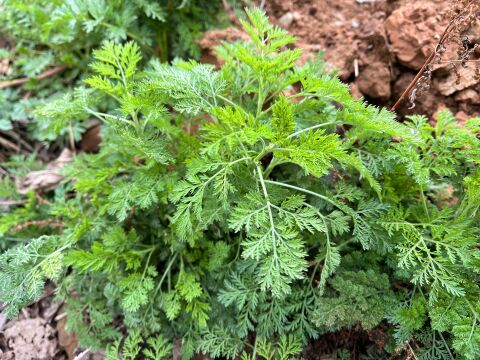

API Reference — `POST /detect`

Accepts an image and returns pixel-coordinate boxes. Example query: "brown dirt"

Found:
[302,324,390,360]
[0,285,101,360]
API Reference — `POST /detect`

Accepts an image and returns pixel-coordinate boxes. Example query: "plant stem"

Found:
[263,157,286,178]
[256,77,265,119]
[152,253,178,298]
[287,121,339,139]
[419,185,430,222]
[264,180,338,208]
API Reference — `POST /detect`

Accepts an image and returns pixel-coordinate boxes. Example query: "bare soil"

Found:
[0,285,103,360]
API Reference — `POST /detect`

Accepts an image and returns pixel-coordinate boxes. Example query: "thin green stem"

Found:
[141,248,155,279]
[256,165,278,260]
[466,299,480,343]
[216,95,237,109]
[287,121,339,139]
[84,108,133,126]
[251,336,258,360]
[256,77,264,119]
[438,331,455,360]
[419,185,430,222]
[130,110,143,135]
[263,157,286,178]
[264,180,339,208]
[152,253,178,298]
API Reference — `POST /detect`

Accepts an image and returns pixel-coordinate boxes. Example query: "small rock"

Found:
[277,12,300,29]
[454,88,480,104]
[436,63,480,96]
[351,19,360,29]
[42,301,63,322]
[4,318,57,360]
[356,64,392,100]
[385,2,452,70]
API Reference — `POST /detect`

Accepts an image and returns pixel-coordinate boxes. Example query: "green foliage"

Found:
[104,331,173,360]
[312,270,396,333]
[1,8,480,360]
[242,335,303,360]
[0,235,67,317]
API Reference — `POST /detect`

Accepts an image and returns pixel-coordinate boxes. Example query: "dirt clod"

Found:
[357,62,391,100]
[385,1,451,70]
[2,318,58,360]
[436,62,480,96]
[277,11,301,29]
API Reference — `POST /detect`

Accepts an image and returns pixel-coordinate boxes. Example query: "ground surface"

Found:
[1,0,479,359]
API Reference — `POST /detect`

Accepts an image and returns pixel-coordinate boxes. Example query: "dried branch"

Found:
[0,199,26,206]
[0,135,20,153]
[0,65,67,89]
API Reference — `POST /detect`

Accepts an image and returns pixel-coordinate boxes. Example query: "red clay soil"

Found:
[200,0,480,121]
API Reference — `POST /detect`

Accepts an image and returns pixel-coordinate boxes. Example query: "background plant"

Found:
[0,0,228,150]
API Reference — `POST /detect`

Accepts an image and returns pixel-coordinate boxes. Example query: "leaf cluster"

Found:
[1,8,480,360]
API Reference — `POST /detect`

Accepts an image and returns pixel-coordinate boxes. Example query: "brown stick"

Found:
[0,135,20,152]
[0,65,67,89]
[0,199,26,206]
[391,18,457,112]
[4,130,34,152]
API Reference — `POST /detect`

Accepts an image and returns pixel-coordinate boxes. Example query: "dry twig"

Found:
[0,65,67,89]
[0,135,20,152]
